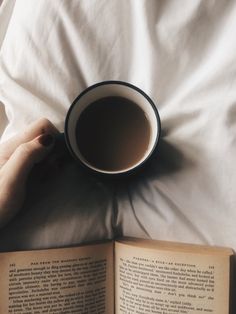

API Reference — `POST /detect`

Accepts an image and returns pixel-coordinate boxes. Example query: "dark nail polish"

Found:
[38,134,54,147]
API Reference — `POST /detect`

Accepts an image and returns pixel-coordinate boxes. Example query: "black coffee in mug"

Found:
[75,96,151,172]
[65,81,161,176]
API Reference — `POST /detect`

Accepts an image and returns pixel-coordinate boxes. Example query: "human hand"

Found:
[0,118,58,227]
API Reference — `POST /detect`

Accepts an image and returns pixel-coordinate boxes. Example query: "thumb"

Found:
[2,133,55,189]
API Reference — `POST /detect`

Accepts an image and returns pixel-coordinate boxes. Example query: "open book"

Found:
[0,238,234,313]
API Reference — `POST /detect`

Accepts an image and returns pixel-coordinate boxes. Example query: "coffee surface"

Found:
[76,96,151,171]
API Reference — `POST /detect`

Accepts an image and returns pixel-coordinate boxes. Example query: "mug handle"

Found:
[53,132,72,159]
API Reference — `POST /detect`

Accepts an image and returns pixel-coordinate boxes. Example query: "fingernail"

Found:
[38,134,54,147]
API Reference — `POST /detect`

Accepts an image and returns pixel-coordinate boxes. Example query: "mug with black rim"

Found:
[64,80,161,176]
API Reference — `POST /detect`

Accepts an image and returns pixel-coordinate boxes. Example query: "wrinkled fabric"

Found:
[0,0,236,251]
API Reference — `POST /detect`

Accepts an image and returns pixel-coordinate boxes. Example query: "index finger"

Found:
[0,118,58,162]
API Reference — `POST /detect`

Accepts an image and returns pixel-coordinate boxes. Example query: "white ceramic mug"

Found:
[65,81,161,176]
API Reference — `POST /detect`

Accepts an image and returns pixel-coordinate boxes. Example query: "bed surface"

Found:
[0,0,236,251]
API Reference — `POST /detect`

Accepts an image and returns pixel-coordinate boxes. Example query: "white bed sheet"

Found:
[0,0,236,251]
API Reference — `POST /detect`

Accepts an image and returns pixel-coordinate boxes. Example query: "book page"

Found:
[115,242,230,314]
[0,242,114,314]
